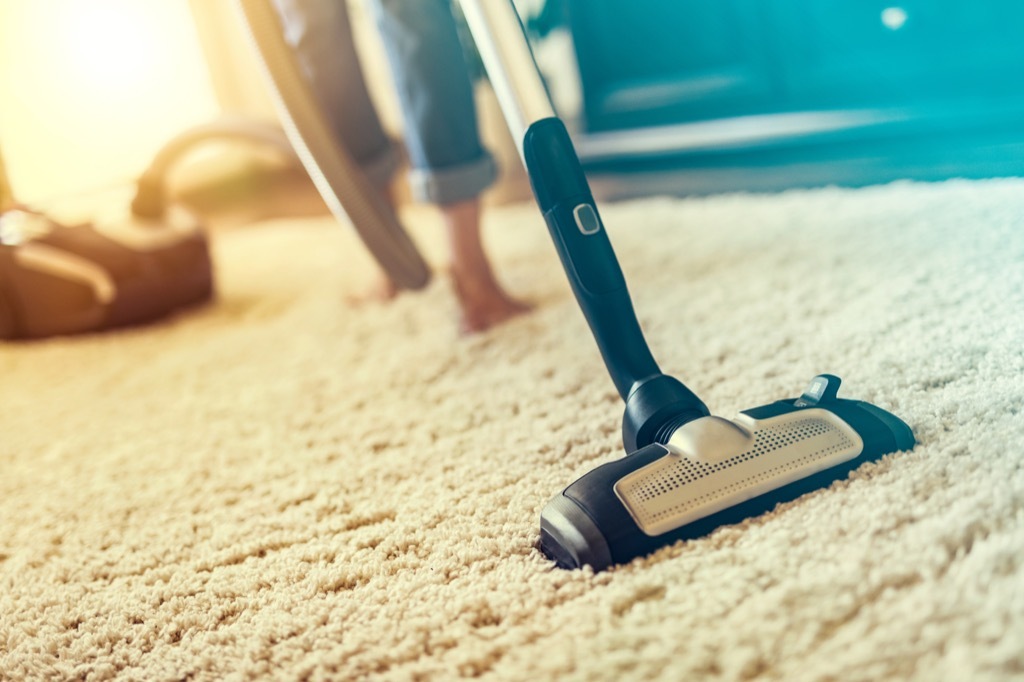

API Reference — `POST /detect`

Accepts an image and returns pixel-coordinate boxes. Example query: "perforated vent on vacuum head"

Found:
[615,410,862,536]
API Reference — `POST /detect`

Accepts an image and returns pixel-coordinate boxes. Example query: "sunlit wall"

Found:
[0,0,220,203]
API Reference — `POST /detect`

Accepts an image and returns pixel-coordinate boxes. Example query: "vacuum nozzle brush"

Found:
[540,375,915,571]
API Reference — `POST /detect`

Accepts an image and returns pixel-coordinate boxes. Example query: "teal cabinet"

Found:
[569,1,1024,134]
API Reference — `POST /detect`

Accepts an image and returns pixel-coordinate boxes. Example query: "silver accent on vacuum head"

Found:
[614,410,863,536]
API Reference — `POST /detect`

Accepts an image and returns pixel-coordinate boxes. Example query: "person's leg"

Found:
[369,0,529,332]
[443,198,529,333]
[273,0,399,186]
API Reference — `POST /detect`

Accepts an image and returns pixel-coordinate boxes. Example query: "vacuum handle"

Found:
[456,0,556,156]
[524,119,661,399]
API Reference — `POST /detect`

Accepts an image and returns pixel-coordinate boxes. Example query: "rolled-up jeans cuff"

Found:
[406,153,498,205]
[360,141,401,191]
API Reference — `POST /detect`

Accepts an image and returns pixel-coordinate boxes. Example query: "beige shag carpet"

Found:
[2,179,1023,681]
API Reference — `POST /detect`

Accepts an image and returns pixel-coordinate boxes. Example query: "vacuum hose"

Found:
[235,0,430,290]
[131,116,299,219]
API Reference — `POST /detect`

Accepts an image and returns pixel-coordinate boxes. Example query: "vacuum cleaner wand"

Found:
[459,0,915,571]
[458,0,709,448]
[459,0,657,400]
[522,118,711,449]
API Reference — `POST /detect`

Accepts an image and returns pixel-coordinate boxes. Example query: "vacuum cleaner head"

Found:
[540,375,915,571]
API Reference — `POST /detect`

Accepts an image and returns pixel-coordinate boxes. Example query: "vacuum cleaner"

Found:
[458,0,916,571]
[2,116,312,340]
[0,138,213,340]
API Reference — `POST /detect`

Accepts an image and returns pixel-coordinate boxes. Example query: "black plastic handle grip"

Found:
[523,118,661,399]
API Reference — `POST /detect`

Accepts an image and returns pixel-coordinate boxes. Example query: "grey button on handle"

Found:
[573,203,602,235]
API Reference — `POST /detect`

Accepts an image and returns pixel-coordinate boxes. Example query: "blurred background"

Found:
[534,0,1024,196]
[2,0,1024,211]
[0,0,219,204]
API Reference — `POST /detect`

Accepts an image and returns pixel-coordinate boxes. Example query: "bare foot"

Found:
[451,264,532,334]
[443,198,530,333]
[345,268,399,305]
[346,183,402,305]
[345,273,398,306]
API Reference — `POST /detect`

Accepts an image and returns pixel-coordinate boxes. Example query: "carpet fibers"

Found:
[2,180,1023,681]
